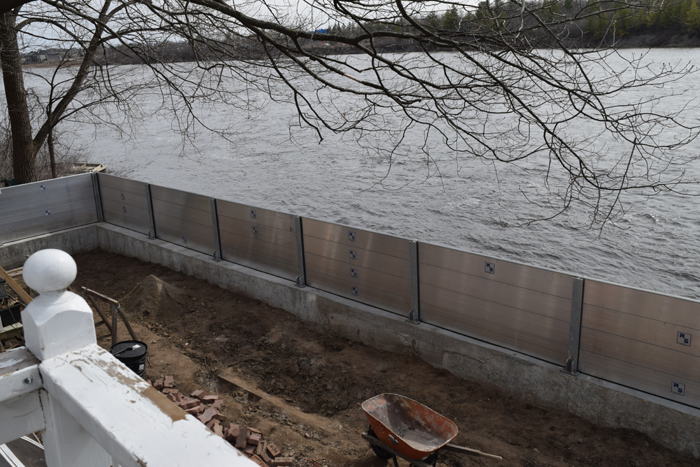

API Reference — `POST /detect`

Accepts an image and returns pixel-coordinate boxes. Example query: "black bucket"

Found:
[110,340,148,378]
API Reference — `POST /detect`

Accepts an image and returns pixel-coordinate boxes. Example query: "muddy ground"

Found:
[70,250,694,467]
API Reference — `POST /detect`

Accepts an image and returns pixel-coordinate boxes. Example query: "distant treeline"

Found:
[84,1,699,66]
[325,1,700,47]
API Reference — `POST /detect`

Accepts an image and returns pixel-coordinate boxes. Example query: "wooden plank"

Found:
[84,291,113,334]
[41,345,252,466]
[0,392,45,445]
[117,306,138,341]
[0,356,43,444]
[83,288,120,305]
[0,266,32,305]
[0,348,41,404]
[0,323,23,341]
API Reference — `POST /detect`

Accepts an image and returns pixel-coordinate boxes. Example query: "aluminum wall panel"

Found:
[303,218,409,259]
[579,280,700,408]
[422,289,568,362]
[419,243,572,365]
[420,243,572,300]
[150,185,214,256]
[97,173,150,235]
[217,200,298,280]
[302,218,411,315]
[0,174,97,243]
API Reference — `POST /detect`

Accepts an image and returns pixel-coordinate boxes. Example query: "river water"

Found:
[23,49,700,300]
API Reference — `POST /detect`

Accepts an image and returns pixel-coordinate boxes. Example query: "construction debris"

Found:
[151,376,292,467]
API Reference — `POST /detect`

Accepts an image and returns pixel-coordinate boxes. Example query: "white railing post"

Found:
[22,249,112,466]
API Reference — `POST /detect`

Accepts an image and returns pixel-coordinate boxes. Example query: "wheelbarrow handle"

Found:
[443,443,503,460]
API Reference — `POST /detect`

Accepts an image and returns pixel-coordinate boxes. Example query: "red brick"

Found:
[185,406,202,416]
[213,424,224,438]
[201,394,220,403]
[153,378,164,391]
[244,445,256,456]
[235,428,249,449]
[250,455,269,467]
[198,407,219,424]
[227,424,240,443]
[179,398,200,410]
[205,419,220,430]
[271,458,292,466]
[163,375,175,388]
[162,388,179,394]
[166,393,178,403]
[260,449,273,465]
[266,443,281,458]
[211,399,224,409]
[248,432,262,446]
[190,389,205,399]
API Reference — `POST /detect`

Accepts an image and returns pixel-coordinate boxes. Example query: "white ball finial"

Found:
[23,249,77,294]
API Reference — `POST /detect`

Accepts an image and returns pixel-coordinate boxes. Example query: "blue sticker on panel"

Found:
[182,236,187,244]
[252,226,258,235]
[121,193,125,201]
[40,185,46,190]
[484,262,495,274]
[122,206,127,214]
[671,381,686,396]
[677,332,692,346]
[349,250,357,260]
[250,210,257,219]
[348,231,356,242]
[350,268,358,278]
[351,286,359,296]
[45,210,51,216]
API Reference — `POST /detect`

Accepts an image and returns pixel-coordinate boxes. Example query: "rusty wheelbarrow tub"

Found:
[361,393,502,466]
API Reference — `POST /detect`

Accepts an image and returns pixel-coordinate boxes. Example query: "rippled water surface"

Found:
[30,49,700,299]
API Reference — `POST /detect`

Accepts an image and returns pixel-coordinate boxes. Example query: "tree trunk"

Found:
[0,10,36,184]
[48,123,56,178]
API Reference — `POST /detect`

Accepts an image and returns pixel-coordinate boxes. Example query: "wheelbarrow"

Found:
[361,394,502,467]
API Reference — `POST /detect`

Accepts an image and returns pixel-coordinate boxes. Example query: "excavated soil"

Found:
[72,250,694,467]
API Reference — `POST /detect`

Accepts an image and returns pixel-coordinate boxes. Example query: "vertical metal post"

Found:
[408,241,420,324]
[145,184,156,240]
[294,216,306,288]
[110,304,118,347]
[566,277,585,374]
[210,198,222,261]
[91,173,104,223]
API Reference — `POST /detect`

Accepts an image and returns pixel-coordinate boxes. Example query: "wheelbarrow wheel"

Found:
[367,425,393,460]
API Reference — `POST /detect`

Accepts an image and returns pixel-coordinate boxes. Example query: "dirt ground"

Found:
[69,250,694,467]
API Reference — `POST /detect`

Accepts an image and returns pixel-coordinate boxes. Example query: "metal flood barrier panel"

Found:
[150,185,216,257]
[302,218,412,315]
[217,200,299,281]
[579,280,700,408]
[419,243,573,365]
[0,174,98,244]
[98,173,151,236]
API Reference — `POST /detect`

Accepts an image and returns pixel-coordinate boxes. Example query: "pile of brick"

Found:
[151,376,293,467]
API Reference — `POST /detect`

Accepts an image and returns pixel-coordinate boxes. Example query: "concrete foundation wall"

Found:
[0,225,99,270]
[3,223,700,457]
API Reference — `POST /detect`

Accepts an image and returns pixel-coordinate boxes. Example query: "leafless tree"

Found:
[1,0,698,227]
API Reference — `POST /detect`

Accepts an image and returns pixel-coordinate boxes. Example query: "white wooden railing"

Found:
[0,249,254,466]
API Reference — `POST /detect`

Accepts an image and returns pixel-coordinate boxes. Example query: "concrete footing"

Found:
[3,223,700,457]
